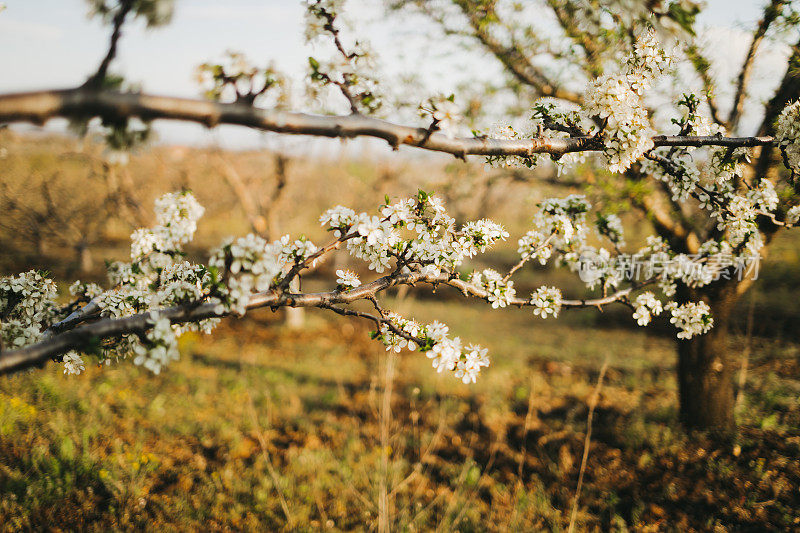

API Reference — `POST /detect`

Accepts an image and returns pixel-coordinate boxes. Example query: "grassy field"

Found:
[1,296,799,531]
[1,133,800,531]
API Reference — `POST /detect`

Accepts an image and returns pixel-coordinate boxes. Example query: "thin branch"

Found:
[567,358,608,533]
[214,154,269,236]
[649,135,772,148]
[84,0,134,89]
[685,44,726,127]
[502,234,554,283]
[729,0,787,131]
[545,0,602,79]
[453,0,583,103]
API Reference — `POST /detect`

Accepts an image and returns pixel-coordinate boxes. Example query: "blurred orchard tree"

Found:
[1,0,800,432]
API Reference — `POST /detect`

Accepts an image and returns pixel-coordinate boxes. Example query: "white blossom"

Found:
[776,100,800,173]
[747,180,778,212]
[63,352,86,375]
[420,94,462,137]
[0,270,57,326]
[532,286,562,319]
[132,315,180,374]
[632,291,663,326]
[69,280,103,300]
[320,205,358,234]
[209,234,285,314]
[517,230,553,265]
[303,0,344,41]
[597,213,625,246]
[427,336,462,373]
[335,269,361,288]
[472,269,516,309]
[584,31,671,173]
[786,205,800,225]
[668,301,713,339]
[455,344,490,384]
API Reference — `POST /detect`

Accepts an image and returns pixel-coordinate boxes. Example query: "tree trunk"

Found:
[676,284,740,432]
[77,242,93,274]
[285,277,305,329]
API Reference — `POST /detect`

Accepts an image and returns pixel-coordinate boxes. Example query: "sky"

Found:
[0,0,788,150]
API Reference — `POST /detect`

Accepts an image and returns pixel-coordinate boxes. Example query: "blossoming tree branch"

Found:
[1,0,800,430]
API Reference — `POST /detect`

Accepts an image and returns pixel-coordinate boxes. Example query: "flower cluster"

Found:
[531,286,562,319]
[454,344,490,384]
[423,321,490,384]
[321,192,508,278]
[380,312,421,353]
[69,280,103,301]
[132,315,179,374]
[196,51,285,106]
[131,191,204,263]
[375,313,488,383]
[0,270,57,325]
[483,122,542,169]
[152,261,210,308]
[470,269,516,309]
[419,94,462,138]
[776,100,800,174]
[209,234,286,315]
[303,0,344,42]
[304,0,382,114]
[787,205,800,225]
[668,301,713,339]
[320,205,358,236]
[584,31,672,172]
[62,352,86,375]
[278,235,318,266]
[596,213,625,247]
[673,93,723,138]
[0,270,58,349]
[517,229,553,265]
[632,291,663,326]
[534,194,591,250]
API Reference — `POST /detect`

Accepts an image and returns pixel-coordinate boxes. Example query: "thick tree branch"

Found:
[0,272,639,376]
[0,89,778,160]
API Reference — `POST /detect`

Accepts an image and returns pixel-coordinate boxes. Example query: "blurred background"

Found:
[1,1,800,531]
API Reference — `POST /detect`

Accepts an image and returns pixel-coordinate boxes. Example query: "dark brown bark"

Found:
[677,283,740,432]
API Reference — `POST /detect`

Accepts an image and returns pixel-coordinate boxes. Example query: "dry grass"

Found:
[1,133,799,531]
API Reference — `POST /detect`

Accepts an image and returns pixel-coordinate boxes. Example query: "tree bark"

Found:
[77,242,93,274]
[676,283,740,432]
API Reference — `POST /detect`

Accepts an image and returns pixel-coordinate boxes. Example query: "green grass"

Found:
[2,300,799,531]
[2,132,800,530]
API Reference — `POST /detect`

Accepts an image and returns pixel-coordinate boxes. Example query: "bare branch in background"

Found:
[729,0,788,132]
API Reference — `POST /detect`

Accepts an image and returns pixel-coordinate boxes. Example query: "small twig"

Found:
[502,234,555,283]
[567,358,609,533]
[84,0,134,89]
